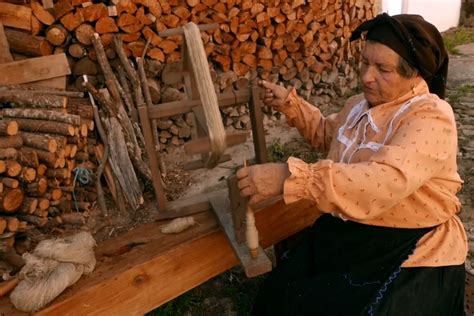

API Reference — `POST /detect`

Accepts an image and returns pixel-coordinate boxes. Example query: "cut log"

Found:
[2,108,81,125]
[0,3,32,31]
[17,214,47,227]
[0,121,18,136]
[4,216,20,232]
[45,24,70,46]
[0,135,23,149]
[0,148,16,160]
[60,212,85,225]
[4,28,53,57]
[60,11,84,31]
[5,160,21,177]
[75,23,95,45]
[117,13,143,33]
[0,188,23,213]
[68,43,87,58]
[17,148,39,168]
[95,16,118,34]
[0,160,5,174]
[0,218,5,234]
[20,197,38,214]
[21,146,58,168]
[0,90,67,108]
[31,1,55,26]
[21,131,58,153]
[25,176,47,197]
[19,167,36,183]
[7,118,75,136]
[54,0,74,20]
[79,3,107,22]
[0,177,19,189]
[72,56,98,76]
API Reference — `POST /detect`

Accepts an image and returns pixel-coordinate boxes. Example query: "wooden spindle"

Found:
[243,159,259,259]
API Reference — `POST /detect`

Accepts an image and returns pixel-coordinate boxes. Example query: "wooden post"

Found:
[137,103,167,212]
[249,86,268,164]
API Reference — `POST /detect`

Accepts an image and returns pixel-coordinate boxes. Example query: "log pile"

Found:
[0,0,377,147]
[0,95,98,256]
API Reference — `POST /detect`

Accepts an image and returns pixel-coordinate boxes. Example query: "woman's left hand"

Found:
[236,163,290,206]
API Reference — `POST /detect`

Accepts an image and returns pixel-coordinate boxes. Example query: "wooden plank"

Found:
[184,131,249,155]
[183,153,231,170]
[0,54,71,85]
[250,86,268,163]
[20,76,67,90]
[152,194,211,220]
[0,3,31,31]
[147,90,251,119]
[0,22,13,63]
[209,192,272,278]
[0,197,319,315]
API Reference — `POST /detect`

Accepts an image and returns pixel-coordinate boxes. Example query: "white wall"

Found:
[381,0,461,32]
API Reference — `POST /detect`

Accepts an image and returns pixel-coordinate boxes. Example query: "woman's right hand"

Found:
[259,80,292,110]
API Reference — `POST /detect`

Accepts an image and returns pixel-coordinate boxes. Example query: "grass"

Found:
[268,138,322,163]
[447,84,474,104]
[443,27,474,54]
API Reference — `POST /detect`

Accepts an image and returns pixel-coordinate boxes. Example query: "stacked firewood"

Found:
[1,0,376,113]
[0,88,98,255]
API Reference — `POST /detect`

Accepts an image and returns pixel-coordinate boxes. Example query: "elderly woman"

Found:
[237,13,467,315]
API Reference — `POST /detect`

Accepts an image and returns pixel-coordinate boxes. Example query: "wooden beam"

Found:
[0,3,31,31]
[153,194,211,220]
[183,154,231,170]
[0,53,70,85]
[0,195,320,315]
[147,90,251,119]
[184,131,249,155]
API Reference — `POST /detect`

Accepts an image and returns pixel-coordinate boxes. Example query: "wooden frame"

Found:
[138,23,268,215]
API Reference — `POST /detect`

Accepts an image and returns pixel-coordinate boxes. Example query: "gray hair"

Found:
[397,56,418,78]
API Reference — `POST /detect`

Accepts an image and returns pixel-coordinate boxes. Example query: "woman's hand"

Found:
[236,163,290,206]
[259,80,292,110]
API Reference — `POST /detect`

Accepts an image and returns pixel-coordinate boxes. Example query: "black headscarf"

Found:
[350,13,448,99]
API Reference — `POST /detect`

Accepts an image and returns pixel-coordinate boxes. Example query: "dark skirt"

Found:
[252,214,465,316]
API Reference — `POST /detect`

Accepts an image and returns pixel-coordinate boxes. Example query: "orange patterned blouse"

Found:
[280,80,467,267]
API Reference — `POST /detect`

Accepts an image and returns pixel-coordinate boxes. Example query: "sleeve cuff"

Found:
[283,157,331,205]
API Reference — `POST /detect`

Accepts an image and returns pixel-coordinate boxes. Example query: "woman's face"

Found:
[360,41,419,106]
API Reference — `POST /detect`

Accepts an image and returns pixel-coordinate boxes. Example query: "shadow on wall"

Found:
[380,0,462,31]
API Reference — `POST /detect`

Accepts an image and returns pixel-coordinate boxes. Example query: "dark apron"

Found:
[252,214,465,316]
